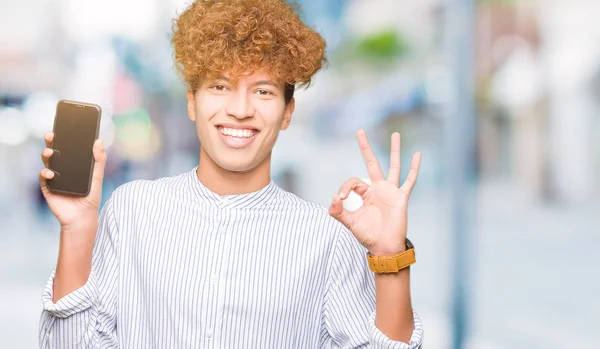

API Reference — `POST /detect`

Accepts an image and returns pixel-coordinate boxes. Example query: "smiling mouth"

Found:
[216,126,259,138]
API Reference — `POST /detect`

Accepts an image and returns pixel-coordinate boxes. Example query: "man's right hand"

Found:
[39,130,108,302]
[39,131,107,230]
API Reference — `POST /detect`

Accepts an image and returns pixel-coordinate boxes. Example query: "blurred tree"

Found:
[355,30,410,61]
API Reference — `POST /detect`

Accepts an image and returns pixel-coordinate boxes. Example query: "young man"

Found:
[38,0,424,348]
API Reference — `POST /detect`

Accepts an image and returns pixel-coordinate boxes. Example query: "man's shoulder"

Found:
[276,189,345,229]
[277,189,326,213]
[109,169,192,204]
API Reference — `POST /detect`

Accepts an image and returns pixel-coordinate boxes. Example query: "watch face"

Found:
[406,238,414,249]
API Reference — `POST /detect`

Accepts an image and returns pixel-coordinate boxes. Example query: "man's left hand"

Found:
[328,129,422,256]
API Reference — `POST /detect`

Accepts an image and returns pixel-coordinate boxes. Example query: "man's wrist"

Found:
[368,237,411,256]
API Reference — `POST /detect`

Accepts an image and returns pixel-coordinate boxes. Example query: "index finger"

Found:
[356,129,385,182]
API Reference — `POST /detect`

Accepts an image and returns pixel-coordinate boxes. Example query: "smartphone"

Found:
[46,100,102,196]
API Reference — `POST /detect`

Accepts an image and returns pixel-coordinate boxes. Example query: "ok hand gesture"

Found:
[329,129,421,256]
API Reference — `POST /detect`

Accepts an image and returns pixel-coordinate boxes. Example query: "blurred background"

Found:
[1,0,599,348]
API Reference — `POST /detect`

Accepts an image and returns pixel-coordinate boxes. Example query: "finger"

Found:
[89,139,107,197]
[356,129,385,182]
[400,152,422,196]
[44,131,54,149]
[41,148,54,168]
[387,132,401,186]
[338,177,370,200]
[39,168,55,180]
[328,193,357,231]
[39,168,55,195]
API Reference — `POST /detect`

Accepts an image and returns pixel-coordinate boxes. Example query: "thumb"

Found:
[328,193,356,231]
[90,139,107,194]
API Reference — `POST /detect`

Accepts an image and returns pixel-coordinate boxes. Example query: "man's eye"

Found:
[211,85,227,91]
[256,89,272,96]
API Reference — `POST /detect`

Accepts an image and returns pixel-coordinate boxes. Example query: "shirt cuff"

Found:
[369,310,424,349]
[41,270,98,318]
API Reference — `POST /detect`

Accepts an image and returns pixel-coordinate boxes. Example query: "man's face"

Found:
[187,70,295,173]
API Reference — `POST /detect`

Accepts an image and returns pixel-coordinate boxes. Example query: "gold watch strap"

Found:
[367,247,416,273]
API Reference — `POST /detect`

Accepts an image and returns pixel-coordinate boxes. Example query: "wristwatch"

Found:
[367,238,415,273]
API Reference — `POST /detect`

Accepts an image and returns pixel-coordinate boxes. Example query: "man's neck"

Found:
[196,147,272,196]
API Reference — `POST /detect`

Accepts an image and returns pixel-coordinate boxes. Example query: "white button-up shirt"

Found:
[40,167,424,348]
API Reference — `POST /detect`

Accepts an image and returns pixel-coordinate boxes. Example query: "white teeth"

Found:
[218,127,257,138]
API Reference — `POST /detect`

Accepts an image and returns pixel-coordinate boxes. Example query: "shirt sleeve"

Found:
[321,225,424,349]
[39,194,120,349]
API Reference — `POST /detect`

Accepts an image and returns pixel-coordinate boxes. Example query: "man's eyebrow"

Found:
[213,77,278,88]
[249,80,278,88]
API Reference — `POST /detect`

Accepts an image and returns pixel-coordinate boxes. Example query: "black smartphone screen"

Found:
[47,100,101,196]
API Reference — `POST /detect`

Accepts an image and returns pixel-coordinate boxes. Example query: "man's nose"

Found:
[225,91,254,119]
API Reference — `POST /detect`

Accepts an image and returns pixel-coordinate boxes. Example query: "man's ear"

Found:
[187,89,196,122]
[280,97,295,131]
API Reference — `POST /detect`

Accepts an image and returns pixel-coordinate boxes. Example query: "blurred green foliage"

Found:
[354,29,409,61]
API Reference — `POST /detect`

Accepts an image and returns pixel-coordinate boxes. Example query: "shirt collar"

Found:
[188,166,280,209]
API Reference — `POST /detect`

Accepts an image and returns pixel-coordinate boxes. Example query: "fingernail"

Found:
[98,140,104,150]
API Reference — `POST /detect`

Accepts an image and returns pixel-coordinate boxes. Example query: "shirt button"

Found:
[206,329,213,338]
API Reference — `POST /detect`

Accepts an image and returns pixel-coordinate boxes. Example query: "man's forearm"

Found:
[374,267,414,343]
[52,223,97,303]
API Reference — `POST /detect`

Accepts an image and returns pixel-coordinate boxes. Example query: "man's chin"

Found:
[216,158,258,174]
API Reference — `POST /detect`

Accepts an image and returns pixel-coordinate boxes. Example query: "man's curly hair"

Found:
[171,0,327,99]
